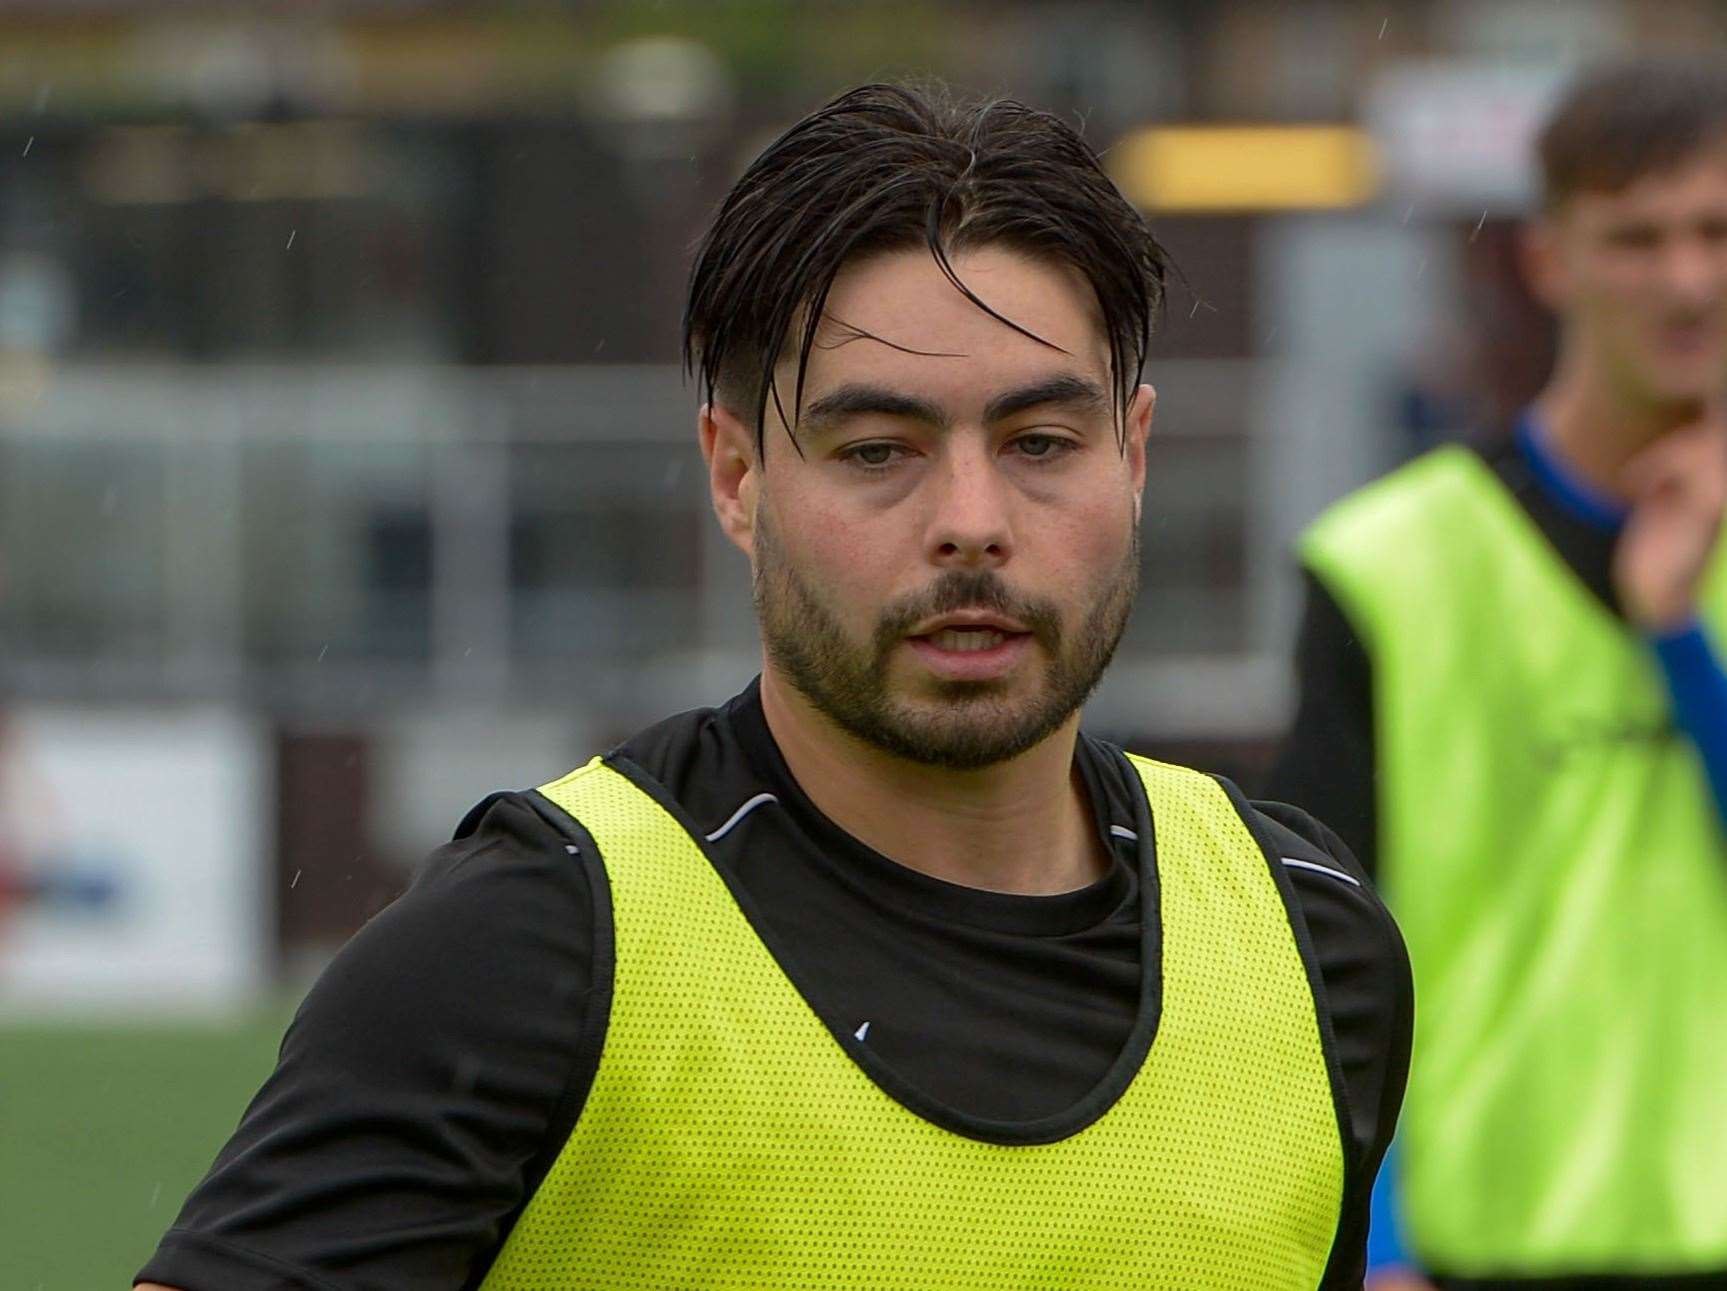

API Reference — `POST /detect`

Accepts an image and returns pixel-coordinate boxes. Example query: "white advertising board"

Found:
[0,704,268,1014]
[1366,61,1568,215]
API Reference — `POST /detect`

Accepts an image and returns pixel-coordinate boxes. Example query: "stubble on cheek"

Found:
[751,504,1141,771]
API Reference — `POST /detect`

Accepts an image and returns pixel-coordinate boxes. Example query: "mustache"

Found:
[873,571,1063,648]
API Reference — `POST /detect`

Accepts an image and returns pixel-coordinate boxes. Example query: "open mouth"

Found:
[905,626,1035,679]
[922,626,1018,652]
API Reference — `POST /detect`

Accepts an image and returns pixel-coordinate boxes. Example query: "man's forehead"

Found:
[814,246,1109,362]
[1570,147,1727,220]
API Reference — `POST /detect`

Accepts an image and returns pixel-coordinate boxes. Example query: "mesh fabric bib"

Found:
[1305,445,1727,1274]
[481,752,1344,1289]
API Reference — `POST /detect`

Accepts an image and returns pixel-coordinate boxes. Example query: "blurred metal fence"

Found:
[0,360,1288,736]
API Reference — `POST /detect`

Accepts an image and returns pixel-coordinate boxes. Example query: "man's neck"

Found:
[758,668,1109,896]
[1534,355,1714,495]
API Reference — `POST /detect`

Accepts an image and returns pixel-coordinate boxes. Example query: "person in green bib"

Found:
[1269,59,1727,1291]
[138,83,1411,1291]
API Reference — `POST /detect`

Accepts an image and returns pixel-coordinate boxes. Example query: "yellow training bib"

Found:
[483,753,1344,1289]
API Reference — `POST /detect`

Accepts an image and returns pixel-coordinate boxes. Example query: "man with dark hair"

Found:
[139,83,1410,1291]
[1269,58,1727,1290]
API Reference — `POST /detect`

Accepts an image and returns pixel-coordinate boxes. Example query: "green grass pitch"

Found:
[1,1004,297,1290]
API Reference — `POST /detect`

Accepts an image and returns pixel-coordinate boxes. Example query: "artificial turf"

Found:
[1,1005,296,1290]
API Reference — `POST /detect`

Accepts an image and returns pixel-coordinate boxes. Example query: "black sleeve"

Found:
[135,792,604,1291]
[1263,568,1380,880]
[1227,788,1414,1291]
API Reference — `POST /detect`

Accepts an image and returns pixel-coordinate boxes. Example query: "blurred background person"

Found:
[1269,58,1727,1290]
[0,2,1717,1285]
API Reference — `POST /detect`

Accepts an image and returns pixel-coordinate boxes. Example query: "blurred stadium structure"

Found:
[0,0,1717,1275]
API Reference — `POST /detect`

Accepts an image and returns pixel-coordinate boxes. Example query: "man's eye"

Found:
[847,443,899,468]
[1014,434,1070,459]
[1606,226,1659,250]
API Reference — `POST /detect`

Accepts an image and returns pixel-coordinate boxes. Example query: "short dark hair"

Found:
[1538,57,1727,209]
[683,82,1168,453]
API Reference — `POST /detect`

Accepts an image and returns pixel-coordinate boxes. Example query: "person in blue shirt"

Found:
[1269,57,1727,1291]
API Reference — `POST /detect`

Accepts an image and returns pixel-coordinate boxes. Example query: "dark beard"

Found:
[752,512,1139,771]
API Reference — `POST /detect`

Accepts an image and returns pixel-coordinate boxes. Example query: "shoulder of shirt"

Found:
[335,792,607,1049]
[403,788,600,903]
[1236,791,1372,887]
[1092,739,1383,899]
[1215,778,1409,981]
[602,695,746,796]
[439,692,743,853]
[410,693,761,896]
[285,790,603,1103]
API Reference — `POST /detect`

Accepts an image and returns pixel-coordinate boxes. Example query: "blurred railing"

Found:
[0,362,1293,737]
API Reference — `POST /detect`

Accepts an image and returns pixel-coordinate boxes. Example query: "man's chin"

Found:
[889,662,1031,708]
[1633,355,1727,411]
[873,716,1053,771]
[872,685,1081,769]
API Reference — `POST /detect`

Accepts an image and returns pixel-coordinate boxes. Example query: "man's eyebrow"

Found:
[799,375,1111,438]
[983,375,1110,424]
[799,385,950,436]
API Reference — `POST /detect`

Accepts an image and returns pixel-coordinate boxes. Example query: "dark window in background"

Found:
[1146,215,1256,361]
[1133,434,1249,655]
[508,440,704,659]
[5,122,474,363]
[240,439,435,668]
[364,508,433,663]
[482,124,654,363]
[480,120,725,365]
[1456,218,1558,430]
[1124,215,1258,655]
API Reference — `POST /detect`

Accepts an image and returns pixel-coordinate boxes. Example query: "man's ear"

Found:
[1520,215,1570,312]
[1125,383,1155,525]
[699,401,759,558]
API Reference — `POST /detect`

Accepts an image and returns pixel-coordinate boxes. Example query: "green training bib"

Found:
[480,753,1344,1289]
[1306,445,1727,1275]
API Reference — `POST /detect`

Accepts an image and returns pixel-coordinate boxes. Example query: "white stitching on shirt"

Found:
[704,793,780,843]
[1281,856,1362,887]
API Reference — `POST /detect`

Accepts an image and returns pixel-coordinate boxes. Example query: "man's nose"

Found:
[927,440,1013,569]
[1659,235,1727,306]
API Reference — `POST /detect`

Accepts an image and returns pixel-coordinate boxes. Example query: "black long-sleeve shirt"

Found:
[141,678,1412,1290]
